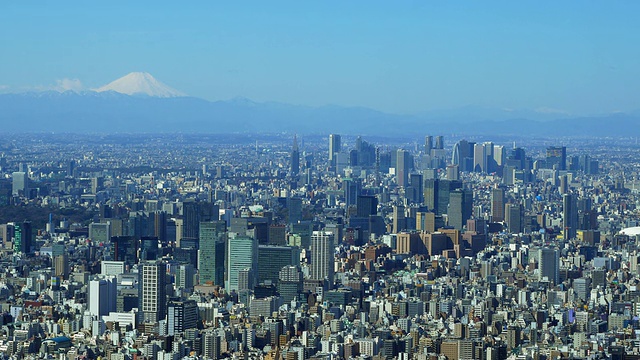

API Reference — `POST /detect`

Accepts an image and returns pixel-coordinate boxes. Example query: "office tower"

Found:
[408,173,424,203]
[13,221,32,254]
[396,149,411,187]
[287,197,303,224]
[140,236,159,261]
[393,205,406,233]
[198,221,227,286]
[342,178,361,208]
[356,195,378,218]
[435,136,444,149]
[54,254,70,279]
[110,236,138,266]
[182,200,201,240]
[138,261,167,323]
[310,231,335,285]
[493,145,505,168]
[563,193,578,240]
[506,146,527,170]
[491,188,505,222]
[88,276,117,317]
[539,248,559,284]
[278,265,303,303]
[257,245,300,285]
[546,146,567,170]
[425,136,433,155]
[437,180,462,215]
[11,171,28,197]
[175,264,195,291]
[167,298,199,336]
[446,165,460,181]
[89,222,111,244]
[328,134,341,169]
[448,189,473,231]
[268,225,286,246]
[203,332,222,359]
[424,179,438,212]
[505,203,524,234]
[226,235,258,292]
[291,134,300,176]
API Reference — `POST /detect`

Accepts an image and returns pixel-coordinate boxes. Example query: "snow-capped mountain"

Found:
[95,72,185,97]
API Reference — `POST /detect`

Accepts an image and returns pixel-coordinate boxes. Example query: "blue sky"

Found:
[1,2,639,115]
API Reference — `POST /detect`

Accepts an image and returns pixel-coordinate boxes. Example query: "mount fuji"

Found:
[95,72,185,97]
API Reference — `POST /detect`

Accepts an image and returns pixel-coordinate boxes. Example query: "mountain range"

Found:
[0,72,638,137]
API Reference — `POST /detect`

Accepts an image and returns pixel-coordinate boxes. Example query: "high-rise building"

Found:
[11,172,28,197]
[310,231,335,285]
[425,136,433,155]
[140,236,159,261]
[54,254,70,279]
[198,221,227,286]
[226,235,258,292]
[356,195,378,218]
[424,179,438,212]
[291,135,300,176]
[563,193,578,240]
[278,265,303,303]
[167,298,199,336]
[505,203,524,234]
[12,221,32,254]
[257,245,300,285]
[437,180,462,215]
[435,136,444,150]
[110,236,138,266]
[491,188,505,222]
[539,248,559,284]
[138,261,167,323]
[328,134,341,170]
[88,276,117,317]
[175,264,195,291]
[546,146,567,170]
[393,205,406,233]
[396,149,412,187]
[448,189,473,231]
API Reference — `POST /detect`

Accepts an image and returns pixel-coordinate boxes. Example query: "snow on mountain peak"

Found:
[95,72,185,97]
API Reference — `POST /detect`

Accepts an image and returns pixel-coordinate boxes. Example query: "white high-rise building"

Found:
[138,262,167,323]
[310,231,335,285]
[88,276,117,317]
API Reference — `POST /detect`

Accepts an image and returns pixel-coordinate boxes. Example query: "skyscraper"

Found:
[539,248,559,284]
[138,261,167,323]
[226,235,258,292]
[310,231,335,285]
[505,203,524,234]
[167,298,199,336]
[396,149,412,187]
[291,134,300,176]
[88,276,117,317]
[11,171,28,197]
[198,221,227,286]
[546,146,567,170]
[328,134,341,170]
[425,136,433,155]
[491,188,505,222]
[12,221,32,254]
[563,193,578,240]
[448,189,473,231]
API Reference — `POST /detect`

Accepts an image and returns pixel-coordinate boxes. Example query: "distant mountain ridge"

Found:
[95,72,185,97]
[0,85,638,136]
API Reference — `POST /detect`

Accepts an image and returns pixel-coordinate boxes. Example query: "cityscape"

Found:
[0,131,636,359]
[2,2,640,360]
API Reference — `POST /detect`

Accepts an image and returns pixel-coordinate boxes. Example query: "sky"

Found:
[1,1,639,115]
